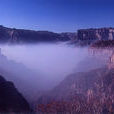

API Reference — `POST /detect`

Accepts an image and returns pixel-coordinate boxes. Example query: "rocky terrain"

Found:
[0,75,32,113]
[1,25,114,44]
[0,25,114,113]
[0,25,70,43]
[36,42,114,113]
[77,28,114,45]
[0,48,47,110]
[70,27,114,46]
[90,40,114,69]
[60,32,77,41]
[91,40,114,48]
[36,67,114,113]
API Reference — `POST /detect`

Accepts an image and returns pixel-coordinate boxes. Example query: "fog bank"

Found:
[0,43,87,87]
[0,43,106,103]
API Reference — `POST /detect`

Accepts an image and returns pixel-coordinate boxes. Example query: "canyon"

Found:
[36,42,114,113]
[0,26,114,113]
[0,25,114,44]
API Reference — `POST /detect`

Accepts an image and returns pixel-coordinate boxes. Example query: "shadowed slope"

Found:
[0,75,32,112]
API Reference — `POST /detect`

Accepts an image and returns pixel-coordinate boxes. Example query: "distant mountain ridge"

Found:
[0,25,70,43]
[1,25,114,44]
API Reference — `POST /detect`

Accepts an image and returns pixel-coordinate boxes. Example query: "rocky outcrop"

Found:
[89,40,114,69]
[60,32,77,41]
[37,68,107,103]
[75,28,114,45]
[0,25,70,43]
[91,40,114,48]
[108,52,114,69]
[0,75,32,113]
[77,28,114,41]
[37,68,114,113]
[1,25,114,44]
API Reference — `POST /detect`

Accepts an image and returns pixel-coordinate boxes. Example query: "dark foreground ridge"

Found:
[0,75,32,113]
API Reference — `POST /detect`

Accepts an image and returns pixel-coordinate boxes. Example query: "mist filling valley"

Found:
[0,43,106,104]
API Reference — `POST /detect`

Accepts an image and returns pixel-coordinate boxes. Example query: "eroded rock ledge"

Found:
[0,75,32,113]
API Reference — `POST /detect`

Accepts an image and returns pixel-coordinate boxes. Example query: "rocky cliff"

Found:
[75,28,114,45]
[37,67,114,113]
[1,25,114,44]
[90,40,114,69]
[37,68,107,102]
[78,28,114,40]
[36,42,114,113]
[91,40,114,48]
[0,75,32,113]
[0,25,70,43]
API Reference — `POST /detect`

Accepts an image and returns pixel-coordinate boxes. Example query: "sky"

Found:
[0,0,114,32]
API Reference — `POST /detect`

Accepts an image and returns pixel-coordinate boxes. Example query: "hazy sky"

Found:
[0,0,114,32]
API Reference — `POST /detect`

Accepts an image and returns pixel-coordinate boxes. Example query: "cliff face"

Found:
[1,25,114,44]
[89,40,114,69]
[37,68,107,102]
[37,68,114,113]
[75,28,114,45]
[0,75,32,113]
[0,25,70,43]
[77,28,114,41]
